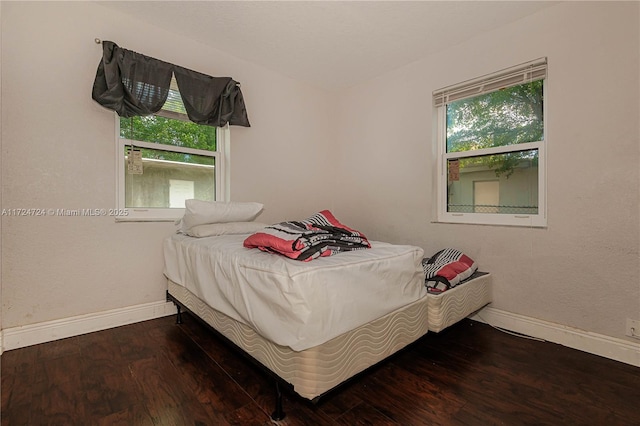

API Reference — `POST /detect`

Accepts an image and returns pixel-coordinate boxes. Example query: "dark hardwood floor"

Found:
[2,314,639,425]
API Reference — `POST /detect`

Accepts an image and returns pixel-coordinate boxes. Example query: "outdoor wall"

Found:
[333,1,640,344]
[0,1,334,329]
[448,165,538,214]
[125,160,216,208]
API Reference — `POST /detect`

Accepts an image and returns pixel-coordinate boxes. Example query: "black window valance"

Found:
[92,41,250,127]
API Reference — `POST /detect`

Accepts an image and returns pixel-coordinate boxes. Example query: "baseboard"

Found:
[1,300,177,353]
[471,307,640,368]
[3,303,638,368]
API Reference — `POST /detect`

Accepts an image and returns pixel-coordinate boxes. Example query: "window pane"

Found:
[120,116,216,151]
[125,147,215,208]
[447,149,538,215]
[446,80,543,153]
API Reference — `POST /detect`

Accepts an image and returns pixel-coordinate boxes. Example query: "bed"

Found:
[163,203,492,420]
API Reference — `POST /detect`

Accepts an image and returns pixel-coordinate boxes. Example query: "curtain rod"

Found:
[95,38,102,44]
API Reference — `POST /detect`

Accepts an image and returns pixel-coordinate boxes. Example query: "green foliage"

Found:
[456,149,538,179]
[120,115,216,164]
[446,81,543,177]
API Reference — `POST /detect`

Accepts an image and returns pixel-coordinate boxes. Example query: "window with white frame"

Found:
[116,78,229,221]
[433,58,547,227]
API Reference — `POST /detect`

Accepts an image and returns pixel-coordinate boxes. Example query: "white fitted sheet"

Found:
[163,233,426,351]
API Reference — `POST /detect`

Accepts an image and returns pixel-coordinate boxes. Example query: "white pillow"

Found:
[181,200,264,232]
[186,222,268,238]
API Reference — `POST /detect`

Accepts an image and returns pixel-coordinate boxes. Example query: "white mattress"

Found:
[163,233,426,351]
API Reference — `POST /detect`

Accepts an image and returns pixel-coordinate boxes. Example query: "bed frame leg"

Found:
[271,380,286,421]
[175,304,183,324]
[166,291,184,325]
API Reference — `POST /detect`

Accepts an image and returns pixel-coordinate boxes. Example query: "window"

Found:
[116,79,230,221]
[434,58,547,227]
[93,41,249,222]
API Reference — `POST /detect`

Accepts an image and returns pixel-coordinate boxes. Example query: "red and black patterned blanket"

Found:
[243,210,371,261]
[422,248,478,293]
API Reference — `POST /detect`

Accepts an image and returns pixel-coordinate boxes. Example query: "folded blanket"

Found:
[422,248,478,293]
[243,210,371,261]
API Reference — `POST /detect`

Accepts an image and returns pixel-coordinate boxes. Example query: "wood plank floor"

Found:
[2,314,639,425]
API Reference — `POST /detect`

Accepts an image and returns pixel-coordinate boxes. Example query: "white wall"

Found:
[0,1,3,345]
[1,1,638,356]
[0,1,334,329]
[333,1,640,344]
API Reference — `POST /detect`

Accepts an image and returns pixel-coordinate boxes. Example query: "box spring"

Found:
[167,279,430,400]
[427,272,492,332]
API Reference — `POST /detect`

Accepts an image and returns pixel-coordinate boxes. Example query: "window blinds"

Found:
[433,57,547,107]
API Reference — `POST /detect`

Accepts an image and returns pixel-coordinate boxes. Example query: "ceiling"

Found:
[99,1,558,91]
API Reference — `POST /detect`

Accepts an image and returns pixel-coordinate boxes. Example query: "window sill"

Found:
[115,216,179,223]
[433,217,547,228]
